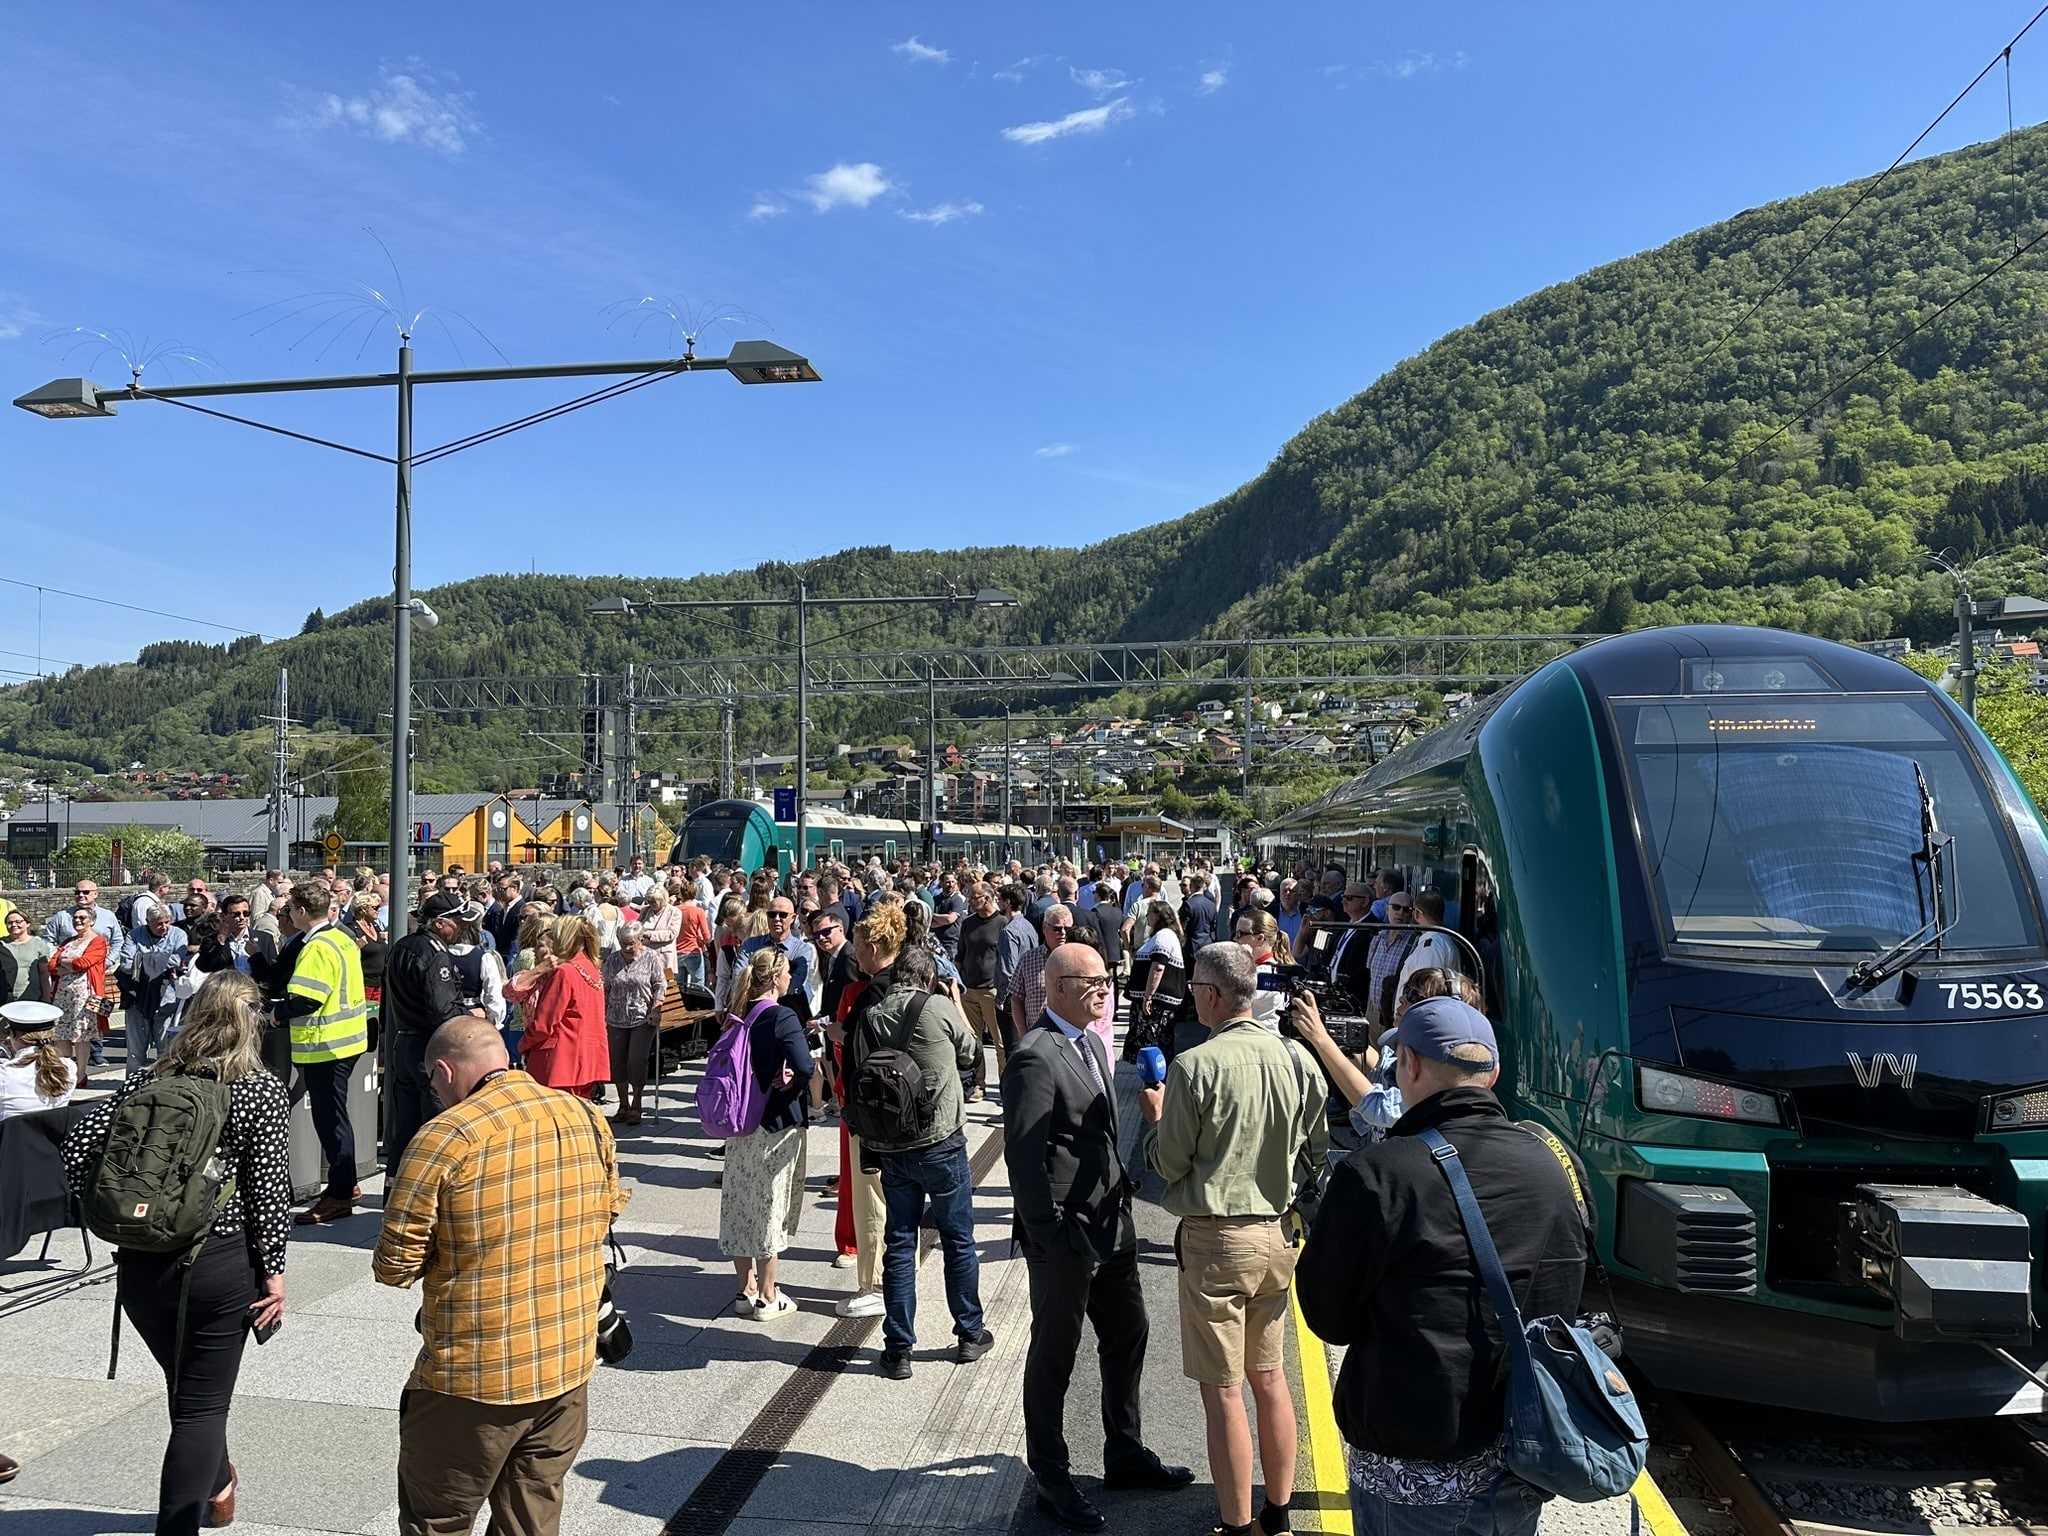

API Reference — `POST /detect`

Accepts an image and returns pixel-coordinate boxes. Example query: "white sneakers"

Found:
[835,1291,886,1318]
[831,1252,859,1270]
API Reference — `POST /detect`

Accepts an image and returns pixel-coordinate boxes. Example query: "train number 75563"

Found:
[1940,981,2046,1011]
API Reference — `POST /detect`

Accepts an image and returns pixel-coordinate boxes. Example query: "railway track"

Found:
[1651,1391,2048,1536]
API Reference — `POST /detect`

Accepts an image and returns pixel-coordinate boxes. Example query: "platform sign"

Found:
[772,787,797,823]
[5,821,57,861]
[323,830,345,858]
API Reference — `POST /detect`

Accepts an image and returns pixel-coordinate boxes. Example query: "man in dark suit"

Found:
[1003,943,1192,1532]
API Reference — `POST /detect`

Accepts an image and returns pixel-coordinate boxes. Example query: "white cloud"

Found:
[994,55,1049,83]
[1198,67,1229,93]
[1001,99,1134,145]
[748,198,787,220]
[800,162,894,212]
[301,63,482,156]
[0,293,38,342]
[1326,52,1468,85]
[893,36,950,65]
[900,201,984,226]
[1036,443,1076,458]
[1071,66,1131,97]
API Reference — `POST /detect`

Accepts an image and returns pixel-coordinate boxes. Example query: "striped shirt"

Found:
[374,1069,629,1404]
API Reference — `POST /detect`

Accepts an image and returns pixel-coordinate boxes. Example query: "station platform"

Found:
[0,1043,1671,1536]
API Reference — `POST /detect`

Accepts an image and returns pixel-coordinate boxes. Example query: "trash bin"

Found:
[286,1048,382,1202]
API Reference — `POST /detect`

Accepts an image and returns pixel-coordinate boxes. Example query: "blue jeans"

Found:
[126,1002,175,1077]
[1350,1476,1545,1536]
[679,950,706,991]
[877,1136,984,1354]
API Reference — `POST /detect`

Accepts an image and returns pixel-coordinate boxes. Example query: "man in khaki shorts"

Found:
[1140,942,1327,1536]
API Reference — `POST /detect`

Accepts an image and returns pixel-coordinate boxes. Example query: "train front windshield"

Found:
[676,811,752,866]
[1615,693,2043,959]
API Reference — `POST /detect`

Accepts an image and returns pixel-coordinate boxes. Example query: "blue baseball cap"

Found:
[1385,996,1497,1068]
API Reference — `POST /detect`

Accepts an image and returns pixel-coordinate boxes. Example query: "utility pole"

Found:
[719,679,736,800]
[1957,591,1978,719]
[1001,704,1012,863]
[795,580,810,872]
[618,661,639,865]
[1240,665,1254,804]
[388,342,414,913]
[924,658,939,860]
[266,668,291,869]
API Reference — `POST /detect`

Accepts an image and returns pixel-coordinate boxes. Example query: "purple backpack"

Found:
[697,1000,776,1140]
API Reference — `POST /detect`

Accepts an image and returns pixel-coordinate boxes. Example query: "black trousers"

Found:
[300,1055,358,1201]
[1020,1231,1148,1486]
[385,1028,440,1180]
[119,1234,257,1536]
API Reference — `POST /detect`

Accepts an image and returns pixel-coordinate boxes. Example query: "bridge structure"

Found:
[411,631,1599,859]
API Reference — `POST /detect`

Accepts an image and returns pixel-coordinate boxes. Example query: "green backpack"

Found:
[83,1072,236,1253]
[81,1072,237,1388]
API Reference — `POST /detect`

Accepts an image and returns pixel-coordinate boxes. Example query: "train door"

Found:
[829,839,844,863]
[884,839,897,864]
[1459,847,1503,1020]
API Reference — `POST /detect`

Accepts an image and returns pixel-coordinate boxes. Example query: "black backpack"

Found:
[846,993,935,1148]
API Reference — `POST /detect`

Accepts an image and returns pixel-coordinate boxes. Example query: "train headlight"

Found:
[1987,1088,2048,1131]
[1637,1065,1785,1127]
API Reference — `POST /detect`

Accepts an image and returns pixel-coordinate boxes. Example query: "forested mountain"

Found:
[12,124,2048,789]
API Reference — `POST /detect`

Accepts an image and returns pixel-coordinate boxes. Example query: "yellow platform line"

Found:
[1631,1464,1687,1536]
[1290,1283,1682,1536]
[1290,1284,1354,1535]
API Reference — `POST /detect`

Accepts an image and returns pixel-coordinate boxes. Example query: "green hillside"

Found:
[12,125,2048,789]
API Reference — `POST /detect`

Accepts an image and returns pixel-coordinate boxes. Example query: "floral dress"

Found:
[51,931,108,1044]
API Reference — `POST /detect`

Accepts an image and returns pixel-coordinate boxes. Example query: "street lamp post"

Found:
[19,339,820,926]
[589,585,1017,874]
[1928,554,2048,718]
[1001,704,1012,862]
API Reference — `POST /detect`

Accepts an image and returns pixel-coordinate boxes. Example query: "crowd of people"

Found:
[0,840,1587,1536]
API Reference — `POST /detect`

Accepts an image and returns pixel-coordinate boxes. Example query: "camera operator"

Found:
[1290,970,1488,1149]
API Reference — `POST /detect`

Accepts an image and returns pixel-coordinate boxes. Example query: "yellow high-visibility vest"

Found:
[285,923,369,1063]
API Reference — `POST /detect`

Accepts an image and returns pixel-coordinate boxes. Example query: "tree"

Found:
[1974,661,2048,809]
[314,739,391,843]
[1159,784,1194,819]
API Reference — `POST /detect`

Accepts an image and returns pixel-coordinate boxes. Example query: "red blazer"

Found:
[518,956,611,1090]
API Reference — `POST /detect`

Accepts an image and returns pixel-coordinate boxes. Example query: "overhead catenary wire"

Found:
[0,576,271,642]
[1702,2,2048,361]
[1719,217,2048,481]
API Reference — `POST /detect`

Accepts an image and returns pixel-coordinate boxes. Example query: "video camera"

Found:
[1259,962,1374,1052]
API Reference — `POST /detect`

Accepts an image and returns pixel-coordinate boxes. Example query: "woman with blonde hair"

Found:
[712,894,751,1012]
[0,999,76,1117]
[505,915,610,1096]
[717,946,815,1319]
[62,970,291,1532]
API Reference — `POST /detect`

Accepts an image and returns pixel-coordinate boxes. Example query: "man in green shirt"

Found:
[1139,942,1327,1536]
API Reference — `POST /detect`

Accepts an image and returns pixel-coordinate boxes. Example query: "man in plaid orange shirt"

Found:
[374,1014,629,1536]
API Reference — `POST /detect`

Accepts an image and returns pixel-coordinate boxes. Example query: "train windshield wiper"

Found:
[1847,764,1955,992]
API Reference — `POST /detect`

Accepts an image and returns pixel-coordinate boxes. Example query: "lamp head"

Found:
[14,379,116,418]
[973,587,1019,609]
[407,598,440,631]
[586,595,636,616]
[724,341,821,385]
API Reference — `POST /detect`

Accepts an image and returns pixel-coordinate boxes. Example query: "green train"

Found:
[670,799,1033,874]
[1260,625,2048,1419]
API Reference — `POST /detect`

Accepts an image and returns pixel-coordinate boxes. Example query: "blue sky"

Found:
[2,2,2043,672]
